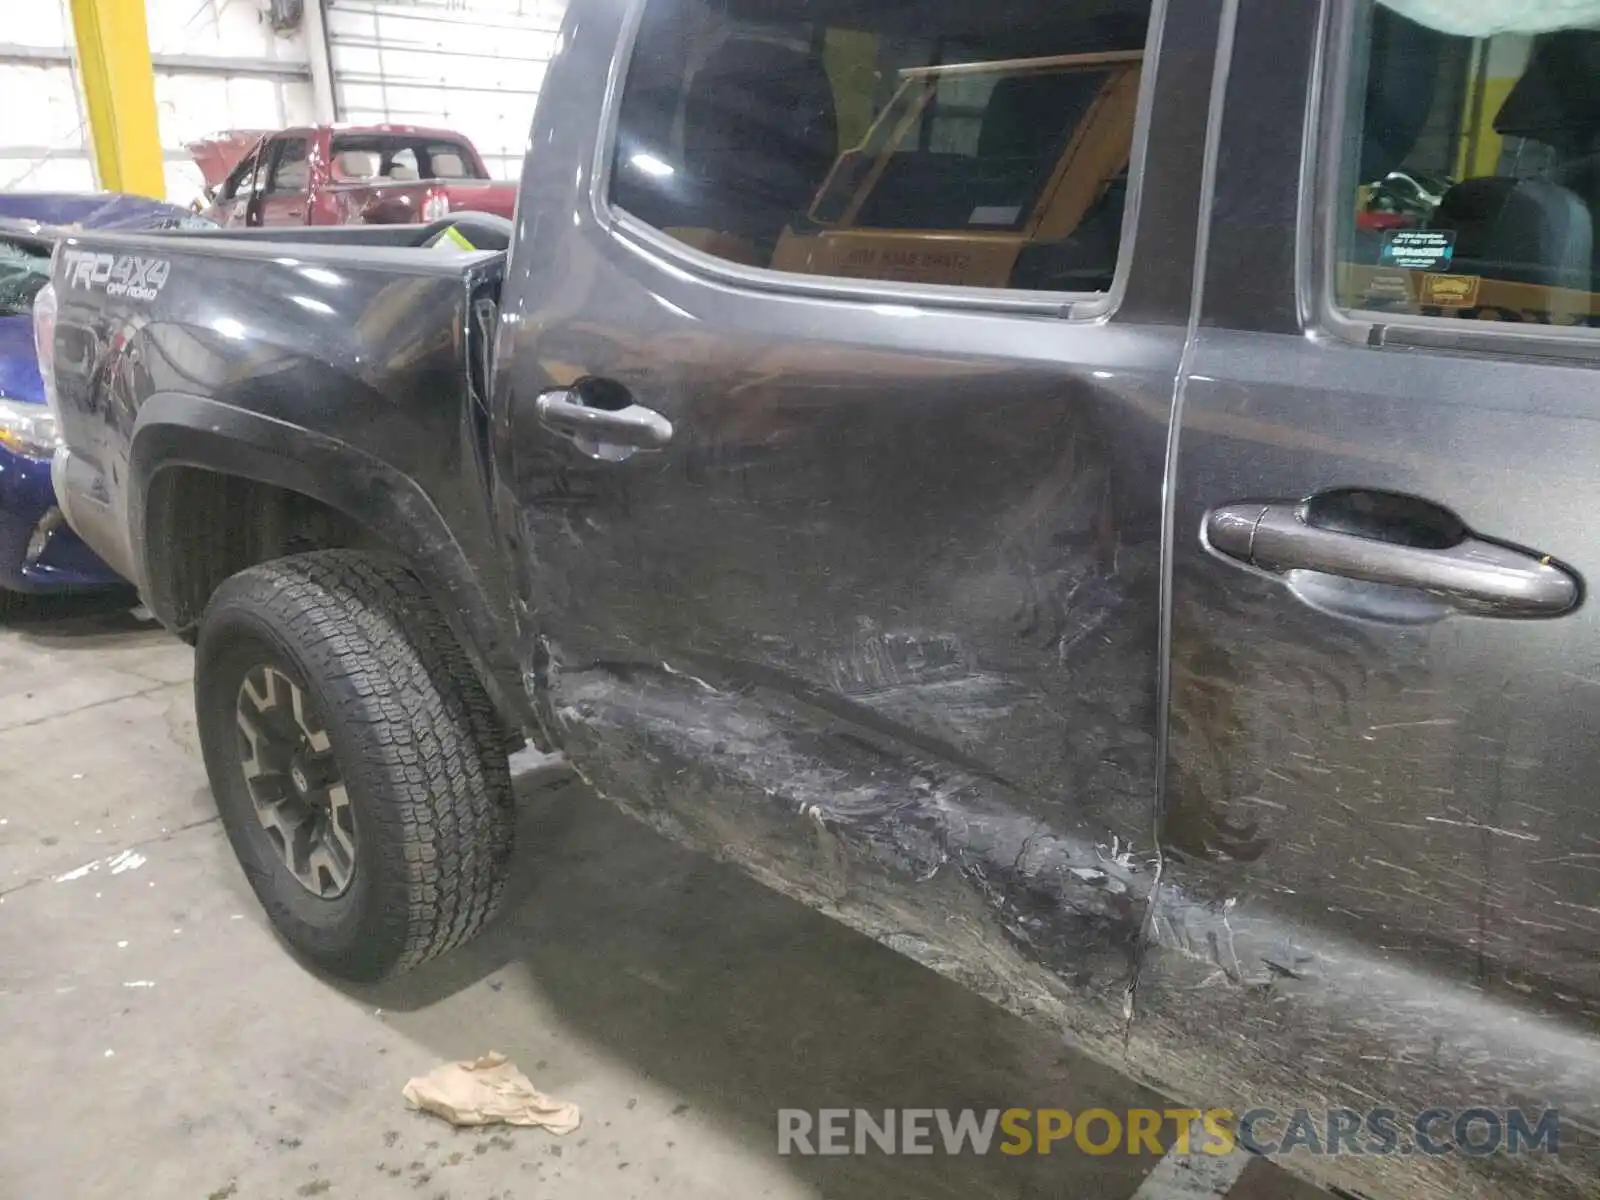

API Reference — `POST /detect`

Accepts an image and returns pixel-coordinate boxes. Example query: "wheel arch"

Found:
[129,392,536,744]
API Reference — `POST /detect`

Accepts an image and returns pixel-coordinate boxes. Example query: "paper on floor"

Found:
[402,1052,581,1133]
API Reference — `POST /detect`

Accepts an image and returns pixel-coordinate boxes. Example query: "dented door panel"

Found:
[495,0,1215,1048]
[498,0,1600,1196]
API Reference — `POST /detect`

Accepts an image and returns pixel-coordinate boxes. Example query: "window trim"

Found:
[588,0,1172,320]
[1312,0,1600,363]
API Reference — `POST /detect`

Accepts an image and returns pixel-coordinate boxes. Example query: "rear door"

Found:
[1161,0,1600,1159]
[214,146,262,227]
[496,0,1222,1017]
[258,135,312,225]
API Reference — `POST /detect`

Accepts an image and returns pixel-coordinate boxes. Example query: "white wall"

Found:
[149,0,317,204]
[326,0,564,180]
[0,2,89,194]
[0,0,315,205]
[0,0,563,202]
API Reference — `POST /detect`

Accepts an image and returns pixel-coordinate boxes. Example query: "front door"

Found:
[497,0,1222,1031]
[212,148,261,227]
[1161,1,1600,1191]
[257,135,311,226]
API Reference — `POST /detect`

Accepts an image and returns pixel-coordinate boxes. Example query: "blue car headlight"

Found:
[0,397,59,459]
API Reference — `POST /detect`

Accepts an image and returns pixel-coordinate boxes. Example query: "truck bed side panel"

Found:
[49,233,525,727]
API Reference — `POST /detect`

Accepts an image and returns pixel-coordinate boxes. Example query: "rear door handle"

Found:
[533,384,673,462]
[1206,499,1579,617]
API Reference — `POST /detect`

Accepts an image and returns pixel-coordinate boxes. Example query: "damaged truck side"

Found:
[39,1,1600,1197]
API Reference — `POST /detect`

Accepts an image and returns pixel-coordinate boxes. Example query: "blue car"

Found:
[0,193,213,614]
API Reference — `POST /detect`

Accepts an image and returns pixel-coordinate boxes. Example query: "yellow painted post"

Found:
[69,0,165,197]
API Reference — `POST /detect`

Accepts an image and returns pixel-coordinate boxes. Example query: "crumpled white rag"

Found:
[402,1052,581,1133]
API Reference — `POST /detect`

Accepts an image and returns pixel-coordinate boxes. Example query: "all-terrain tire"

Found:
[195,551,515,980]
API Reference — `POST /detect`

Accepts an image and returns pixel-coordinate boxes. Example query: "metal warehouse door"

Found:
[324,0,565,180]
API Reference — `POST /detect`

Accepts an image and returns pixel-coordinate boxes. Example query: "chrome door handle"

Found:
[1206,499,1579,617]
[533,386,673,462]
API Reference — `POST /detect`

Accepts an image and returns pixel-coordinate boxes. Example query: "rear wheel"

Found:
[195,551,515,980]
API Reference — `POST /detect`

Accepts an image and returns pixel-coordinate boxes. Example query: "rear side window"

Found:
[268,138,310,192]
[1336,1,1600,329]
[327,137,486,182]
[609,0,1153,294]
[422,143,480,179]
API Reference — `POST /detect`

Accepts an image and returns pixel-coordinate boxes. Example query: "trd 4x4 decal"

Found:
[60,249,171,302]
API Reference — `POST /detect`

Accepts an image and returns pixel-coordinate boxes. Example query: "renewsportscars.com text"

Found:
[776,1107,1560,1158]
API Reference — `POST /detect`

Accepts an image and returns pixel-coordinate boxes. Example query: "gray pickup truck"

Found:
[34,1,1600,1196]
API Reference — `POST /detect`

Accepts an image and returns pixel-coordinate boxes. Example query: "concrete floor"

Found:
[0,595,1329,1200]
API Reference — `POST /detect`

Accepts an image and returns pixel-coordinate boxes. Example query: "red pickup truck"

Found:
[190,124,518,228]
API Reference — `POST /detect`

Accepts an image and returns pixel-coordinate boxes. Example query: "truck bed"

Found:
[45,220,518,717]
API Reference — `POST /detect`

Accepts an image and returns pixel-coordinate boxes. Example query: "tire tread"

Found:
[200,551,514,976]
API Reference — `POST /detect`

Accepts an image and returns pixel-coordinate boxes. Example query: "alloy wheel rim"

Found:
[235,664,356,899]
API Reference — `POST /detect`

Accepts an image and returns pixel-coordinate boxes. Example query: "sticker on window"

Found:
[1360,270,1415,306]
[968,205,1022,226]
[1379,229,1456,272]
[1420,274,1481,308]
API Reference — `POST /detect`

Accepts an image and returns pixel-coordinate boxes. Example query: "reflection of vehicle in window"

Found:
[1340,8,1600,325]
[1358,168,1452,231]
[768,52,1141,290]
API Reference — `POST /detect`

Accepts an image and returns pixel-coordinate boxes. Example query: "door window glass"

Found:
[267,138,309,193]
[609,0,1154,293]
[220,149,261,202]
[1336,1,1600,328]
